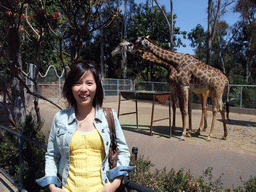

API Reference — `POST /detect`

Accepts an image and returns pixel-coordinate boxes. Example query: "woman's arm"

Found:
[112,109,131,166]
[36,114,62,187]
[102,176,122,192]
[49,184,65,192]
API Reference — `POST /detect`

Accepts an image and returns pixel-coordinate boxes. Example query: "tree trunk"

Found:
[154,0,173,50]
[170,0,174,51]
[207,0,213,65]
[122,0,128,79]
[33,42,42,126]
[100,13,104,79]
[207,0,221,65]
[7,26,26,125]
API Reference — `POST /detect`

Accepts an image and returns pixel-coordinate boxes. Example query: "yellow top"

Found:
[63,129,110,192]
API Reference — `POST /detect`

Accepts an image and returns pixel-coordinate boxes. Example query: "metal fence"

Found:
[0,124,47,191]
[229,84,256,109]
[23,64,256,109]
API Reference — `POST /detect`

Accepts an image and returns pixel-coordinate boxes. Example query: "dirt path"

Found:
[39,98,256,155]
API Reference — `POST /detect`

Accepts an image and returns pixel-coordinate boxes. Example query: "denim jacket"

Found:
[36,106,134,187]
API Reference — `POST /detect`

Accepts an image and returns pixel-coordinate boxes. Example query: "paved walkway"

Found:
[123,130,256,190]
[40,97,256,190]
[0,170,19,192]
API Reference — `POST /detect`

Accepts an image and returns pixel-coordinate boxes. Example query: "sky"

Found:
[133,0,240,55]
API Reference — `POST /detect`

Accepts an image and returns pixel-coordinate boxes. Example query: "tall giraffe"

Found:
[111,40,209,134]
[134,36,229,141]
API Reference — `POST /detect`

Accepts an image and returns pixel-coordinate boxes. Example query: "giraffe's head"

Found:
[111,39,134,56]
[133,36,150,52]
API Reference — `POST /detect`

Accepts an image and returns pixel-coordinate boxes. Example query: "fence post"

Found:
[132,146,138,160]
[18,137,24,189]
[30,64,34,93]
[240,86,243,108]
[133,80,136,91]
[117,79,120,96]
[59,78,61,100]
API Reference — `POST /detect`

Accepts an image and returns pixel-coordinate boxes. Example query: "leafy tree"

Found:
[0,1,26,126]
[80,0,133,78]
[111,0,186,81]
[0,0,120,128]
[188,20,234,77]
[188,24,208,63]
[0,114,46,192]
[207,0,221,65]
[233,0,256,82]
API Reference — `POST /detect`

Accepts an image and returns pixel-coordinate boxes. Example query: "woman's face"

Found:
[72,70,97,108]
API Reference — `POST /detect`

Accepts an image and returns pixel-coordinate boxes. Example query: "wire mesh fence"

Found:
[22,64,256,109]
[103,78,133,96]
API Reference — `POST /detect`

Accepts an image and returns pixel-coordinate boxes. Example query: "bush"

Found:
[0,114,47,192]
[129,155,256,192]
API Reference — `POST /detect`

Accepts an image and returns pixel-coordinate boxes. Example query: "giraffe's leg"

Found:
[202,91,209,132]
[196,91,209,135]
[201,91,209,131]
[203,104,208,131]
[207,107,217,141]
[207,92,220,141]
[178,92,185,133]
[195,93,203,135]
[219,98,228,140]
[171,89,177,131]
[187,90,192,137]
[180,86,189,141]
[208,90,228,141]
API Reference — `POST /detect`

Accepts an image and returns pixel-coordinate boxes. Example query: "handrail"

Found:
[0,168,26,192]
[0,125,156,192]
[0,125,47,150]
[0,125,47,191]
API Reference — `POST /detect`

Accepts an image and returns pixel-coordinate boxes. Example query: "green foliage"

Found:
[117,0,186,81]
[229,85,256,109]
[0,132,19,178]
[244,176,256,191]
[0,114,47,192]
[242,87,256,108]
[129,155,256,192]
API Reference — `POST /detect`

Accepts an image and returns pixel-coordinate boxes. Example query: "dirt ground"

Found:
[38,97,256,155]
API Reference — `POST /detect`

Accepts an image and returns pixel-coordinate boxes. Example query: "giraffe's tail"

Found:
[225,81,230,122]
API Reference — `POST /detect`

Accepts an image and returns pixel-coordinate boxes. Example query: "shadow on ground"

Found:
[121,124,220,141]
[219,119,256,127]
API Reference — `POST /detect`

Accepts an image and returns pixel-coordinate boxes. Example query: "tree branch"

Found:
[15,73,63,110]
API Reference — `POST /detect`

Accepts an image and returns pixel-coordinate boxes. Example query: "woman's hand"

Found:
[49,184,65,192]
[102,176,122,192]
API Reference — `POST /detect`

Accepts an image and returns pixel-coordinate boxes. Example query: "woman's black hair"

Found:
[62,60,104,108]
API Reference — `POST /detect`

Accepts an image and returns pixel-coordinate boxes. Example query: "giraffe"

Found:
[111,39,210,134]
[134,36,229,141]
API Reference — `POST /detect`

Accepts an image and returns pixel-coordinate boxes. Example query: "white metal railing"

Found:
[229,84,256,108]
[23,64,256,109]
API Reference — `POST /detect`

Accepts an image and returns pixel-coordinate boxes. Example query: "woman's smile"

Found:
[72,70,97,108]
[79,94,88,99]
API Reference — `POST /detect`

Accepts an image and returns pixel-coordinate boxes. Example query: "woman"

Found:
[36,60,134,192]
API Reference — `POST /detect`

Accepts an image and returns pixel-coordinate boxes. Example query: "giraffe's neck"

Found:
[144,39,184,69]
[135,49,172,70]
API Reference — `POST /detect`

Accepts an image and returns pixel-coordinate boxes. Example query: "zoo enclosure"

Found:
[25,64,256,109]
